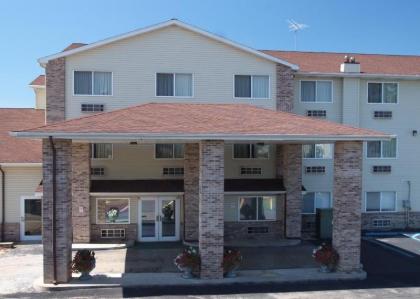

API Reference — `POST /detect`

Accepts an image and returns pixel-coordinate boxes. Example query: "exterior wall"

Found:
[46,58,65,123]
[184,143,199,241]
[33,87,46,110]
[91,224,137,242]
[64,25,277,119]
[0,223,20,242]
[276,64,295,112]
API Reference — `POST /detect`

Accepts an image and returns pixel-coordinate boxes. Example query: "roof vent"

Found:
[340,55,360,73]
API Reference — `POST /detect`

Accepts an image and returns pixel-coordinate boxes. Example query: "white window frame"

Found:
[299,80,333,103]
[91,143,113,160]
[302,192,333,215]
[154,144,185,160]
[232,144,270,160]
[367,82,399,104]
[365,191,397,213]
[73,70,113,96]
[233,75,271,100]
[237,196,277,222]
[91,167,105,177]
[302,144,333,160]
[366,138,398,159]
[96,198,131,224]
[155,73,194,98]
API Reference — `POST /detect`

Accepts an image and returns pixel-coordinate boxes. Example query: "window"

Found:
[155,144,184,159]
[367,139,397,158]
[305,166,326,174]
[81,104,104,112]
[97,198,130,224]
[240,167,262,175]
[233,144,269,159]
[373,111,392,119]
[91,167,105,176]
[302,192,332,214]
[372,219,391,228]
[372,165,391,173]
[156,73,192,97]
[234,75,269,99]
[239,196,276,221]
[74,71,112,95]
[163,167,184,176]
[366,192,396,212]
[302,144,332,159]
[91,144,113,159]
[301,81,332,102]
[307,110,327,118]
[368,83,398,103]
[101,229,125,238]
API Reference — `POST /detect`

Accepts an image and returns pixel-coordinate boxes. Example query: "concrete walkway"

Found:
[35,268,367,291]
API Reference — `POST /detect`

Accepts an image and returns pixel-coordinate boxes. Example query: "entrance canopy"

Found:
[11,103,391,142]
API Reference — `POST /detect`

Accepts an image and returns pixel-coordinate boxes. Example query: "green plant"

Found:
[71,250,96,273]
[174,247,201,273]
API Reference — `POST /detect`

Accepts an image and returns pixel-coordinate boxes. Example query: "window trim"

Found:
[96,198,131,224]
[154,72,194,98]
[365,191,397,213]
[237,196,277,222]
[233,74,271,100]
[302,192,333,215]
[365,138,398,159]
[91,143,113,160]
[367,82,399,104]
[299,80,333,103]
[302,144,333,160]
[154,144,185,160]
[232,144,270,160]
[73,70,113,97]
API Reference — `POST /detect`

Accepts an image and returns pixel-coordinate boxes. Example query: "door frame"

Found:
[138,195,180,242]
[20,195,42,241]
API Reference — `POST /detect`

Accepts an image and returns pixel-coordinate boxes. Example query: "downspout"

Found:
[0,165,5,242]
[49,136,58,284]
[406,180,411,229]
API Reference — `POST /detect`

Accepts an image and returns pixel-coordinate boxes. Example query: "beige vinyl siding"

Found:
[0,166,42,223]
[34,88,46,110]
[65,25,277,119]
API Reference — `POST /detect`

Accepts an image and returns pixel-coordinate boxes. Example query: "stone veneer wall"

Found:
[333,141,363,273]
[224,221,284,241]
[0,223,20,242]
[91,224,137,242]
[276,64,295,112]
[72,143,91,243]
[42,139,72,283]
[199,141,224,279]
[362,212,420,231]
[301,214,317,239]
[45,58,65,124]
[184,143,199,241]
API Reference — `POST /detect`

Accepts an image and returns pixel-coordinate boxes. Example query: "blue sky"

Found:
[1,0,419,108]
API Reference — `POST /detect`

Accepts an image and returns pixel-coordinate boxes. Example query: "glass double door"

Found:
[20,197,42,241]
[138,196,180,242]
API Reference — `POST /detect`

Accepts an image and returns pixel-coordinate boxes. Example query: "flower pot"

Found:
[181,267,194,279]
[79,271,92,281]
[319,264,332,273]
[224,265,239,278]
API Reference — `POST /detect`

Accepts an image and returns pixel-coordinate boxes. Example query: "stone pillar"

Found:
[282,144,302,238]
[184,143,199,241]
[42,138,72,283]
[72,143,91,243]
[276,64,295,112]
[199,140,224,279]
[333,141,363,272]
[46,58,65,124]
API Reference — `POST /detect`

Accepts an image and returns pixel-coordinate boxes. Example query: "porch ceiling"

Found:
[11,103,391,142]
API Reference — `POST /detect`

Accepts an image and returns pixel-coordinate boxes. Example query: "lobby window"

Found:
[97,198,130,224]
[239,196,276,221]
[74,71,112,95]
[233,144,269,159]
[368,83,398,103]
[301,80,332,102]
[234,75,269,99]
[302,192,332,214]
[303,144,332,159]
[155,144,185,159]
[367,138,397,158]
[156,73,192,97]
[366,192,396,212]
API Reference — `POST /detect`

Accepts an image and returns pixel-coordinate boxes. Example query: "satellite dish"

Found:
[287,19,309,50]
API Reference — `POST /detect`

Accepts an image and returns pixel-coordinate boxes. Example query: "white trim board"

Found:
[38,19,299,70]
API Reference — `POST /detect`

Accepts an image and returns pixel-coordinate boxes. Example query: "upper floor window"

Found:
[91,143,113,159]
[234,75,269,99]
[366,191,396,212]
[74,71,112,96]
[155,144,184,159]
[233,144,269,159]
[156,73,192,97]
[368,83,398,103]
[301,80,332,103]
[303,144,332,159]
[302,192,332,214]
[367,138,397,158]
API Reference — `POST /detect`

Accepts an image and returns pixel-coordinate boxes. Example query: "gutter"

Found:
[0,165,5,242]
[49,136,58,285]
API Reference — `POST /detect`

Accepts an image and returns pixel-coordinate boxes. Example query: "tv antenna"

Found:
[287,19,308,50]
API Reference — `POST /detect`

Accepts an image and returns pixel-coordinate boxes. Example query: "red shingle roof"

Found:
[15,103,388,140]
[62,43,87,52]
[263,50,420,76]
[0,109,45,163]
[29,75,45,86]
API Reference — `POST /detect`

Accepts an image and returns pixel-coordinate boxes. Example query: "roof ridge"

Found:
[261,49,420,58]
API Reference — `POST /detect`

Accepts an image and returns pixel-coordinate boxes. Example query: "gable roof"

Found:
[62,43,87,52]
[0,109,45,163]
[263,50,420,76]
[38,19,298,70]
[13,103,389,142]
[29,75,45,87]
